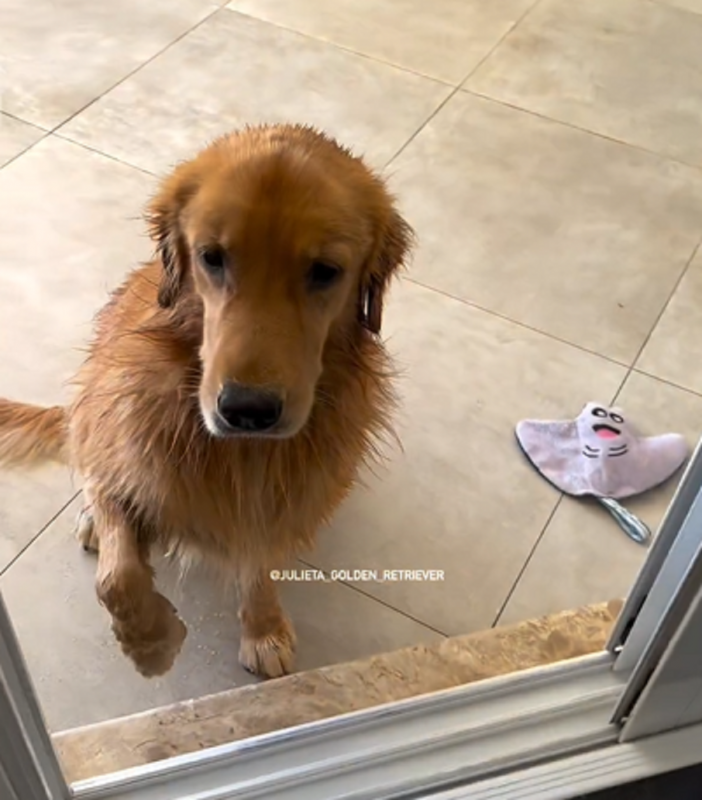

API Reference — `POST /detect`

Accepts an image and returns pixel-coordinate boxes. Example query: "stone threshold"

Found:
[54,599,623,784]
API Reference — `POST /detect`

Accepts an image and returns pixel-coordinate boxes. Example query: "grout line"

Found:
[297,557,449,637]
[222,7,457,87]
[49,7,223,138]
[460,0,545,87]
[0,110,49,133]
[630,368,702,399]
[52,133,158,177]
[461,88,702,176]
[0,9,223,175]
[381,0,544,172]
[491,492,565,628]
[0,490,81,578]
[402,276,631,369]
[612,238,702,404]
[382,87,461,171]
[0,129,53,172]
[402,274,702,404]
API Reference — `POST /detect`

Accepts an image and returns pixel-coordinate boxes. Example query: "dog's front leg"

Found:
[93,501,187,677]
[237,564,296,679]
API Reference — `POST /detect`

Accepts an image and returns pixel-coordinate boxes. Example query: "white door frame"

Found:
[0,593,69,800]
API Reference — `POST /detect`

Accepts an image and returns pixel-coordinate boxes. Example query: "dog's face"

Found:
[147,126,413,439]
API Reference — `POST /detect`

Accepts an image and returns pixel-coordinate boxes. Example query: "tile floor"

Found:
[2,0,702,732]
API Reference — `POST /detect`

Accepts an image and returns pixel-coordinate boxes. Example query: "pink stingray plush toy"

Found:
[516,402,689,545]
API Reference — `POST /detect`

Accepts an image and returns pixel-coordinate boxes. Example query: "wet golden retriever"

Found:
[0,125,413,679]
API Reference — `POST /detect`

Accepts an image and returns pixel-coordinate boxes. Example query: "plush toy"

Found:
[516,402,689,544]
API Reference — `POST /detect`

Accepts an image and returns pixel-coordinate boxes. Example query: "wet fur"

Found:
[0,125,413,679]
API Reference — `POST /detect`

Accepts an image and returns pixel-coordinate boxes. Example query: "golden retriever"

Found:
[0,125,413,679]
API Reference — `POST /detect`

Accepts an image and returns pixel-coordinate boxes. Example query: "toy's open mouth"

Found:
[593,423,620,440]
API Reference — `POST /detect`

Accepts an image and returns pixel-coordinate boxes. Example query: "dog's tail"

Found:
[0,399,67,467]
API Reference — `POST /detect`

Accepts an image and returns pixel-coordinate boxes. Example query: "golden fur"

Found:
[0,125,413,678]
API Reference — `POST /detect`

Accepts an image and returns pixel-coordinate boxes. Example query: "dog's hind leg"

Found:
[93,499,187,677]
[76,506,97,552]
[237,563,296,679]
[75,480,99,553]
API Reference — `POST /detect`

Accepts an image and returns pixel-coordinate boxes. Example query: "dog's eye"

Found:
[592,407,608,418]
[307,261,342,290]
[199,246,226,275]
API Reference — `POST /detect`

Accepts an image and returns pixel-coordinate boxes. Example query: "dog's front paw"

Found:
[239,616,296,679]
[112,593,187,678]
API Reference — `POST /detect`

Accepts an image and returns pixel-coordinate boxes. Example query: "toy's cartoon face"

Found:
[590,405,624,438]
[577,402,632,460]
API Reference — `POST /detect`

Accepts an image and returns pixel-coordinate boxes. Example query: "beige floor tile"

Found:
[0,136,155,406]
[387,92,702,363]
[307,279,627,635]
[466,0,702,166]
[0,496,441,731]
[650,0,702,12]
[0,0,215,129]
[499,371,702,626]
[637,246,702,394]
[226,0,537,84]
[654,0,702,12]
[0,113,44,167]
[59,10,450,175]
[0,475,77,573]
[0,136,156,568]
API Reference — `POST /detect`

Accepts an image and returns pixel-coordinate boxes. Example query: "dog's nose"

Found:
[216,382,283,433]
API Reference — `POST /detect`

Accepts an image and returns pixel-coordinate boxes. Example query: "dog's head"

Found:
[146,125,413,439]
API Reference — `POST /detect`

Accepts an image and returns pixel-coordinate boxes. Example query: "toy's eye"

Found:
[592,407,608,418]
[610,413,624,424]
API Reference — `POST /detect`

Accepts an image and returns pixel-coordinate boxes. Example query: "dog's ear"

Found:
[145,168,199,309]
[359,206,414,334]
